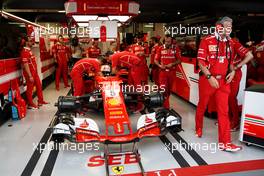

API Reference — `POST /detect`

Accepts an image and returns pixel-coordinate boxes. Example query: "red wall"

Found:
[0,58,23,95]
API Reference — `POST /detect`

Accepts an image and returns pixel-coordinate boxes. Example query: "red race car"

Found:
[50,75,182,176]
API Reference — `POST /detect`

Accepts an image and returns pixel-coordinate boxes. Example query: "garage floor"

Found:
[0,82,264,176]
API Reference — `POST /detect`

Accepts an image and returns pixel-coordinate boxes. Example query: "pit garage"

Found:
[0,0,264,176]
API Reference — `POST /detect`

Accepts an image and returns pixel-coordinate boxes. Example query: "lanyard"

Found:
[215,38,232,74]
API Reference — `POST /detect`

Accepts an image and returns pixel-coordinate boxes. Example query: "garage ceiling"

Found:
[1,0,264,24]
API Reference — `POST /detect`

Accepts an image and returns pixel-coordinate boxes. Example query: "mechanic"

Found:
[111,51,146,111]
[150,36,161,85]
[195,16,253,152]
[155,34,181,109]
[111,51,144,87]
[86,38,101,58]
[70,58,102,96]
[70,35,83,68]
[130,34,149,85]
[50,39,57,58]
[229,38,250,131]
[125,36,137,52]
[249,39,264,85]
[53,35,71,91]
[20,36,48,109]
[172,37,178,48]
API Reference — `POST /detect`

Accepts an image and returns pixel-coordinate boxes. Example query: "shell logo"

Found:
[108,98,120,106]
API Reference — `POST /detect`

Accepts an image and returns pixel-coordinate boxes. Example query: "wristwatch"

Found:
[206,74,212,79]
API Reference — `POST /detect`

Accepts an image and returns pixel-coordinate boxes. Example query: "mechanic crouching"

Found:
[111,51,147,111]
[70,58,102,96]
[111,51,144,87]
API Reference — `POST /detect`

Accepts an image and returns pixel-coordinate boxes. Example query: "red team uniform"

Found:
[250,40,264,84]
[130,44,149,85]
[196,34,249,146]
[53,43,70,90]
[229,40,249,129]
[86,46,101,58]
[21,47,45,106]
[155,44,181,109]
[150,43,161,85]
[111,51,143,87]
[70,58,101,96]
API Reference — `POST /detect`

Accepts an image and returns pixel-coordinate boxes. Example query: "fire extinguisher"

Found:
[100,23,107,42]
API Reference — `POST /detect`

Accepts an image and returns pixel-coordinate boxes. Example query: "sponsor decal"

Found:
[112,166,124,175]
[110,111,123,115]
[208,45,217,52]
[145,116,153,124]
[87,154,138,167]
[108,98,121,106]
[80,120,89,128]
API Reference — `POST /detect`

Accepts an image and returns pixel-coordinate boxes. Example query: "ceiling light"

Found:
[73,15,98,22]
[97,16,109,21]
[144,25,153,28]
[8,22,25,27]
[77,23,89,27]
[8,22,23,25]
[177,11,180,15]
[108,16,131,22]
[58,10,66,13]
[73,15,131,23]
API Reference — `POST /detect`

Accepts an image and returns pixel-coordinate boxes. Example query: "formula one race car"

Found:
[50,75,182,176]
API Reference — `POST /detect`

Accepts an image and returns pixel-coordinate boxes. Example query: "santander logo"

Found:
[80,120,89,128]
[145,116,153,124]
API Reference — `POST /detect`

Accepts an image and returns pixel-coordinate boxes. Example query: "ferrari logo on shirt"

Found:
[112,166,124,175]
[209,45,217,52]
